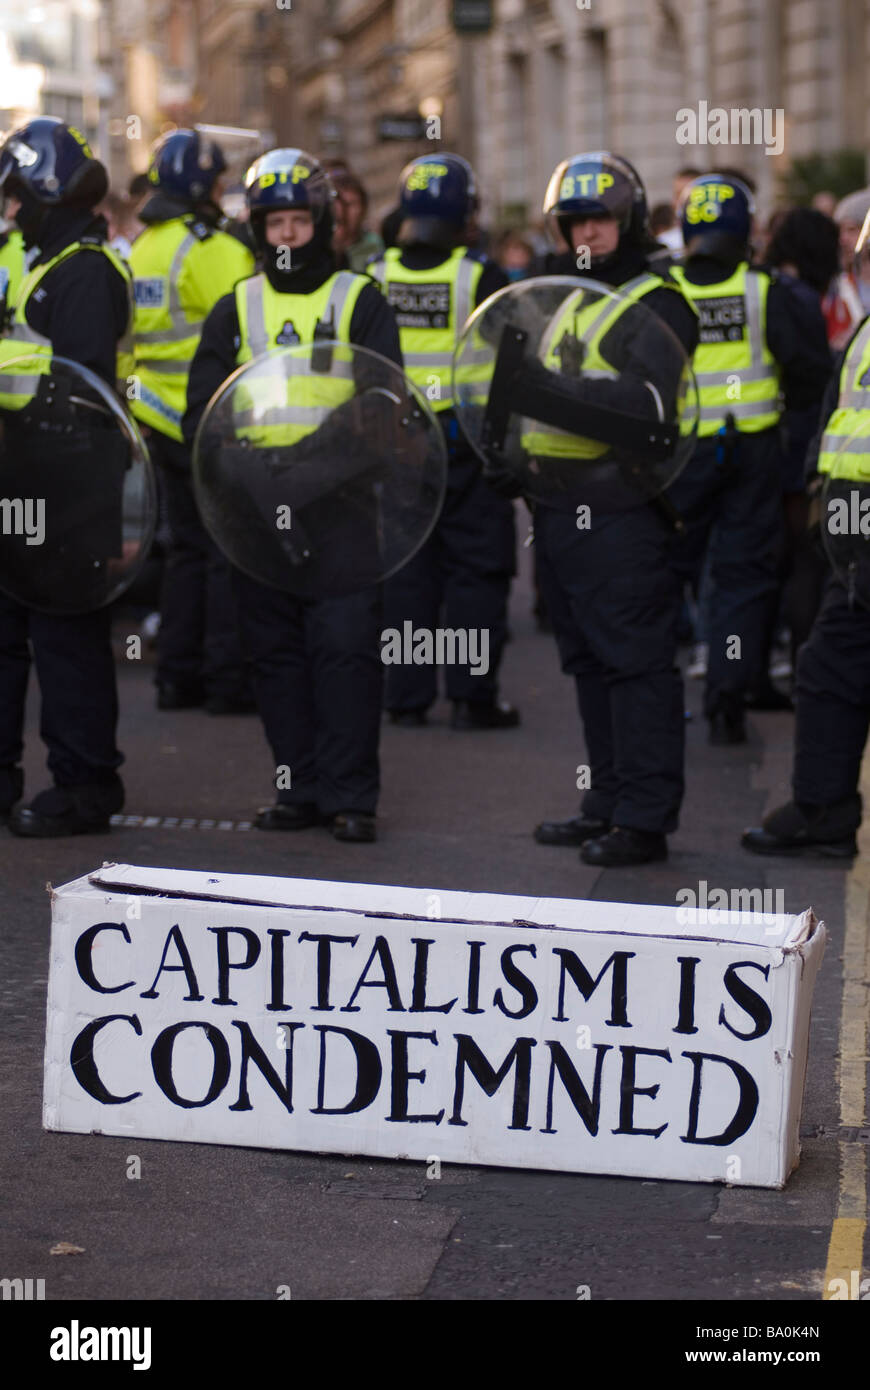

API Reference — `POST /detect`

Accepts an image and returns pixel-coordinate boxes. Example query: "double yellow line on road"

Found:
[822,822,870,1296]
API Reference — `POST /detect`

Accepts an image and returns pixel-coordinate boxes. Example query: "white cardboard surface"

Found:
[43,864,826,1187]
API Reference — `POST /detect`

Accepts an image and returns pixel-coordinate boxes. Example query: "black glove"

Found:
[481,446,524,500]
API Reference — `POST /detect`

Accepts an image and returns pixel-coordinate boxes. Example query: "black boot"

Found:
[450,698,520,730]
[744,681,793,712]
[157,680,205,710]
[741,798,859,858]
[580,826,668,866]
[388,709,428,727]
[534,815,610,847]
[330,812,377,843]
[9,780,124,838]
[706,692,744,745]
[254,802,322,831]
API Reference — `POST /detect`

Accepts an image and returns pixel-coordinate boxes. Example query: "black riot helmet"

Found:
[543,151,649,257]
[0,117,109,247]
[243,148,336,282]
[397,153,478,248]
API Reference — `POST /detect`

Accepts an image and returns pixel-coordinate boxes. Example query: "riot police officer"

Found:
[668,174,831,743]
[368,154,519,729]
[184,148,402,842]
[0,118,131,835]
[130,129,255,712]
[742,216,870,858]
[0,219,25,304]
[522,152,699,866]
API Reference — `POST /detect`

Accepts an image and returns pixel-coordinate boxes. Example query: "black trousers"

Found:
[792,576,870,808]
[233,571,383,816]
[667,428,784,716]
[535,502,685,835]
[383,452,516,710]
[152,432,249,698]
[0,592,122,788]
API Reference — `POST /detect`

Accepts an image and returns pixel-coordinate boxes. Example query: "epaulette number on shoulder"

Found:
[189,221,214,242]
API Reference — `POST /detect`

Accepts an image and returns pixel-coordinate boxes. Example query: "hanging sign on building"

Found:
[377,113,426,142]
[452,0,493,33]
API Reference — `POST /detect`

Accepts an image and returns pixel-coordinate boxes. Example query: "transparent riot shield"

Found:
[0,355,156,613]
[821,427,870,610]
[192,343,448,599]
[453,275,699,512]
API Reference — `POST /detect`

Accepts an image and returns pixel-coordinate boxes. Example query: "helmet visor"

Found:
[543,160,635,228]
[245,150,333,224]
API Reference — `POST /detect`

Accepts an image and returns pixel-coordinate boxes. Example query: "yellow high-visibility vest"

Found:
[817,316,870,480]
[521,273,683,459]
[232,269,369,447]
[130,216,254,442]
[0,240,133,411]
[368,246,487,411]
[669,262,781,437]
[0,228,25,307]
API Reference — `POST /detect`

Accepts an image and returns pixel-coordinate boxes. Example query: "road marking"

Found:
[822,799,870,1298]
[110,814,253,832]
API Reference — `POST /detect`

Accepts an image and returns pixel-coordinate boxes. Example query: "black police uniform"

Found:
[380,248,516,719]
[184,247,402,824]
[0,208,129,825]
[666,251,831,736]
[136,190,253,712]
[742,324,870,857]
[532,241,699,848]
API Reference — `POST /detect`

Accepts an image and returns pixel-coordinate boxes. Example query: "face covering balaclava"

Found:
[9,184,48,250]
[253,206,335,291]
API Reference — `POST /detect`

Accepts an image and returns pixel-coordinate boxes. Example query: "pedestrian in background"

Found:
[822,187,870,349]
[755,207,840,693]
[326,162,384,273]
[493,228,535,281]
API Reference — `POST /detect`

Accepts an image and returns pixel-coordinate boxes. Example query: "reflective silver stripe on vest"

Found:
[136,358,189,374]
[7,320,51,347]
[135,232,201,346]
[368,261,386,285]
[697,399,776,421]
[837,319,870,408]
[0,319,52,396]
[454,256,476,335]
[821,434,870,455]
[243,275,270,358]
[698,399,776,420]
[542,274,654,357]
[242,271,357,375]
[693,272,769,387]
[323,271,358,336]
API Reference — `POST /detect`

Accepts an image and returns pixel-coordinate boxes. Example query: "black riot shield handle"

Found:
[481,322,680,462]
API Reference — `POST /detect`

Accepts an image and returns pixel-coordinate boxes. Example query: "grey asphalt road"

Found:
[0,549,866,1303]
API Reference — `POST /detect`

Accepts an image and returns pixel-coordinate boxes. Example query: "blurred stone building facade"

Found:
[3,0,869,214]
